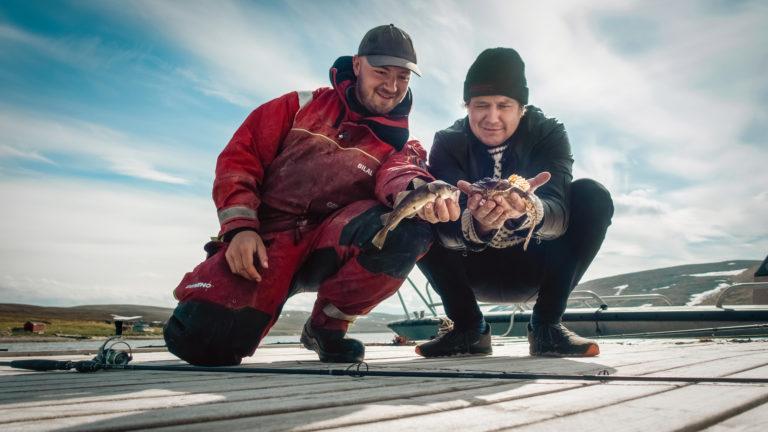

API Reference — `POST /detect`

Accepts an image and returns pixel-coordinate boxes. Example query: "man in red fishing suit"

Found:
[164,25,460,366]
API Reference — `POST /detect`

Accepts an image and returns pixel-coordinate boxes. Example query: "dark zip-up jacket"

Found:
[427,106,574,251]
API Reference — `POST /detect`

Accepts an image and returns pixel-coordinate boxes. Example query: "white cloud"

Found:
[0,22,142,72]
[614,189,666,215]
[126,0,327,106]
[102,155,188,185]
[0,178,219,307]
[529,1,763,148]
[0,144,56,164]
[0,107,210,185]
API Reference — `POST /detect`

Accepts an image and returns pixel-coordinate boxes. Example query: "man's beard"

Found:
[355,80,401,116]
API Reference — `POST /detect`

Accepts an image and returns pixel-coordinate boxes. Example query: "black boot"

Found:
[415,322,492,358]
[300,319,364,363]
[527,323,599,357]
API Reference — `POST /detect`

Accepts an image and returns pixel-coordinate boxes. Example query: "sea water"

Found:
[0,331,398,353]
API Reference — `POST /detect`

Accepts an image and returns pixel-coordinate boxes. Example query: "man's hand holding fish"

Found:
[416,191,461,223]
[372,179,461,250]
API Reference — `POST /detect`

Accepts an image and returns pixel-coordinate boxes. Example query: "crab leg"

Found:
[507,175,537,251]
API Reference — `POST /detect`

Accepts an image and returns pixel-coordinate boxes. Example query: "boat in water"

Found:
[388,279,768,341]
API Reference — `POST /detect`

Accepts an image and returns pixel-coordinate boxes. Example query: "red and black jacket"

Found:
[213,56,432,238]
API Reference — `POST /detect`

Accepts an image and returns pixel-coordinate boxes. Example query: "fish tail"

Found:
[371,226,389,250]
[372,211,398,250]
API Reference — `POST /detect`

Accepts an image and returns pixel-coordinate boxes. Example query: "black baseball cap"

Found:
[358,24,421,76]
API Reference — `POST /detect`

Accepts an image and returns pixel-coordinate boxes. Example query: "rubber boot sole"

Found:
[530,343,600,357]
[415,344,492,358]
[300,330,364,363]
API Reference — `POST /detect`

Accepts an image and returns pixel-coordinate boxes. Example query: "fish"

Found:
[372,179,459,250]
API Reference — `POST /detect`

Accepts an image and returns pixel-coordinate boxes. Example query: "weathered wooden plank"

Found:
[2,412,134,432]
[141,381,594,432]
[701,401,768,432]
[0,338,765,432]
[0,347,405,398]
[0,339,752,391]
[268,344,768,432]
[135,343,768,431]
[0,342,644,399]
[0,370,335,404]
[0,374,420,414]
[511,382,768,432]
[316,383,678,432]
[1,378,510,431]
[316,381,765,432]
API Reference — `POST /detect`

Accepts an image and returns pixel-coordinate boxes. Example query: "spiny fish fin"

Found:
[393,190,411,207]
[426,180,445,192]
[411,177,429,189]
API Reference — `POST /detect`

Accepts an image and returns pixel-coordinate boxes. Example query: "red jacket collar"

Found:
[328,56,412,150]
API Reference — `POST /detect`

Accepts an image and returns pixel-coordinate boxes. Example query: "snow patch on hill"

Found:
[687,282,731,305]
[687,269,748,277]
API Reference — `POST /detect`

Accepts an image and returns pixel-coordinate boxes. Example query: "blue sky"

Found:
[1,0,766,316]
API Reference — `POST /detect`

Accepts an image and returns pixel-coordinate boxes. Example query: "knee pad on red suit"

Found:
[359,217,432,278]
[173,242,260,309]
[174,240,294,312]
[164,300,271,366]
[337,204,432,279]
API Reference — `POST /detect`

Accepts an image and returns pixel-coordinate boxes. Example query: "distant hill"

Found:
[574,259,762,306]
[1,259,764,336]
[0,303,401,335]
[0,303,174,323]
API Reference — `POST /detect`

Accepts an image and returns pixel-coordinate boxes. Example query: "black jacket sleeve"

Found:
[518,118,573,239]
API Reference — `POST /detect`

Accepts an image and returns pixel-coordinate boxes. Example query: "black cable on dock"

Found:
[5,360,766,384]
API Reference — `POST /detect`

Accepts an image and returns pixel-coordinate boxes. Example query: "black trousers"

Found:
[417,178,614,330]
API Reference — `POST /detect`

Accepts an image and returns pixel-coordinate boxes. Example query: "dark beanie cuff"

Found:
[463,82,529,105]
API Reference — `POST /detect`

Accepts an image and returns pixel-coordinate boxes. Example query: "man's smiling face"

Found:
[353,55,411,115]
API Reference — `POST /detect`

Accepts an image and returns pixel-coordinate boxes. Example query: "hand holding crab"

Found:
[457,172,551,249]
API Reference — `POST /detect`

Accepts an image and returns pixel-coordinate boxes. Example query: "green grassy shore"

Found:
[0,303,399,341]
[0,317,159,340]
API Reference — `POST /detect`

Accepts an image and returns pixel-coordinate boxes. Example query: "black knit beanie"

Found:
[463,47,528,104]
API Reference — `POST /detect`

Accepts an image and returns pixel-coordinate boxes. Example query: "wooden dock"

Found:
[2,337,768,431]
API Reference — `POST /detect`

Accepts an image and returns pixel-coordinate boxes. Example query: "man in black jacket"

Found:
[416,47,614,358]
